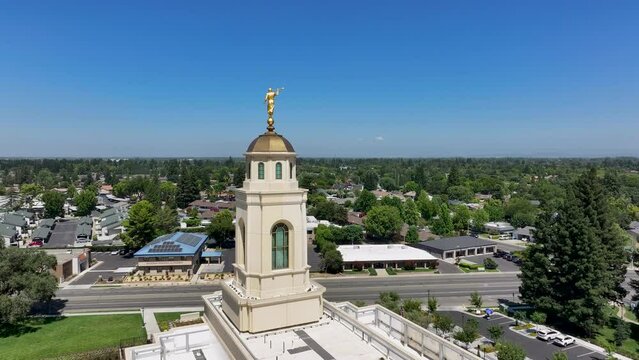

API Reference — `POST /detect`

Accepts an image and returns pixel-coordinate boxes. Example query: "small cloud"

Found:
[375,136,384,141]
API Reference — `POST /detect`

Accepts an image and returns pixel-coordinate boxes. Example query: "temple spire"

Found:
[264,87,283,132]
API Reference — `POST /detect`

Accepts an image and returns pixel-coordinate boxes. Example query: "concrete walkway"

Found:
[142,308,161,339]
[374,268,388,277]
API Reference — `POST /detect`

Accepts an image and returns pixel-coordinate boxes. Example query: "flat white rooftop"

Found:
[242,316,386,360]
[337,244,437,263]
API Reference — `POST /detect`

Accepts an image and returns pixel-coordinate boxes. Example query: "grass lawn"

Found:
[0,314,146,360]
[155,312,186,331]
[594,323,639,359]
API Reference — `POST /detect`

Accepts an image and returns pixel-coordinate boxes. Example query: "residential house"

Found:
[0,213,28,236]
[0,224,18,247]
[31,227,51,243]
[484,221,515,235]
[75,224,92,243]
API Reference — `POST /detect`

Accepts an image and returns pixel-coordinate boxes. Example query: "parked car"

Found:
[504,253,513,261]
[28,240,43,247]
[537,329,560,341]
[553,334,575,347]
[494,249,507,258]
[118,249,127,255]
[110,250,120,255]
[510,256,520,263]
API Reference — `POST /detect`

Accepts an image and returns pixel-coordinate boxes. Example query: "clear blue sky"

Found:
[0,1,637,157]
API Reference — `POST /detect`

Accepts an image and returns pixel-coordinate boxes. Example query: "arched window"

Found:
[258,162,265,179]
[271,224,289,269]
[275,162,282,179]
[289,162,293,179]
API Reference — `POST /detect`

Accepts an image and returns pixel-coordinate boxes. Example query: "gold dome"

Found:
[246,131,295,153]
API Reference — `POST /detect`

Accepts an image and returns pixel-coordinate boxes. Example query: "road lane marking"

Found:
[577,351,596,357]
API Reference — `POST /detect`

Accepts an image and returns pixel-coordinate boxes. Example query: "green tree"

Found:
[403,181,420,194]
[519,170,627,336]
[0,248,57,326]
[454,318,480,349]
[66,184,77,199]
[529,311,546,326]
[483,257,498,270]
[447,185,473,202]
[402,298,422,313]
[74,189,97,216]
[122,200,157,249]
[380,176,397,191]
[431,204,454,235]
[497,342,526,360]
[488,325,504,344]
[471,209,489,231]
[154,206,178,235]
[470,291,483,308]
[377,291,401,313]
[452,205,471,233]
[362,170,379,191]
[353,190,377,213]
[417,191,438,220]
[427,296,438,313]
[206,210,234,242]
[613,318,630,346]
[505,198,537,228]
[433,313,455,335]
[405,225,419,244]
[485,199,505,221]
[176,168,199,209]
[310,201,348,225]
[401,199,420,226]
[364,205,402,240]
[321,249,343,274]
[42,191,65,218]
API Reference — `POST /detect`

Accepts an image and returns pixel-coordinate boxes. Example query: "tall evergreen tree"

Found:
[519,170,627,336]
[176,168,199,209]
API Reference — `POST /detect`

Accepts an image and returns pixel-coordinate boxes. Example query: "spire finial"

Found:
[264,87,283,132]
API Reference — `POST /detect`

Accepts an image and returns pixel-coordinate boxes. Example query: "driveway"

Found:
[437,260,463,274]
[68,252,137,285]
[440,311,606,360]
[44,220,77,248]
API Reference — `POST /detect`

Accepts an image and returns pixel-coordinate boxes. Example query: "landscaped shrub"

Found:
[368,267,377,276]
[483,258,498,270]
[403,262,416,271]
[386,267,397,275]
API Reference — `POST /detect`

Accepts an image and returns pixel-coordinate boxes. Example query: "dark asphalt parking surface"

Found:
[464,254,521,272]
[441,311,606,360]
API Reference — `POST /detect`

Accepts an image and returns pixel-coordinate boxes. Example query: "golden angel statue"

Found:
[264,87,283,131]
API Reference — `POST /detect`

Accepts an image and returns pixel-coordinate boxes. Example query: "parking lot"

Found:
[68,252,137,285]
[464,254,521,272]
[441,311,606,360]
[43,220,77,248]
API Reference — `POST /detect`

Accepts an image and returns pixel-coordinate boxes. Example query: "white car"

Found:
[536,328,560,341]
[553,334,575,347]
[110,250,120,255]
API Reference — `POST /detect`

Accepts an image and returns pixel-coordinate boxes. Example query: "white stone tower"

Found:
[221,91,325,333]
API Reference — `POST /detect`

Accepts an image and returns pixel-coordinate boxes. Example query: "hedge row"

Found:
[458,262,481,270]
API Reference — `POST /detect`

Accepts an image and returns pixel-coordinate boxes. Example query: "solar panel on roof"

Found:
[176,233,203,247]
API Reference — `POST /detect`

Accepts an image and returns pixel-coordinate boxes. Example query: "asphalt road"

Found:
[441,311,606,360]
[55,273,521,312]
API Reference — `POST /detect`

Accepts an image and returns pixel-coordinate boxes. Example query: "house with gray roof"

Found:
[75,224,92,243]
[39,218,56,228]
[0,224,18,247]
[1,213,28,236]
[513,226,535,242]
[32,227,51,242]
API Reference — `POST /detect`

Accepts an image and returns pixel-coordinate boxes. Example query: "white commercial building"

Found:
[338,244,438,270]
